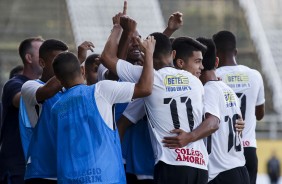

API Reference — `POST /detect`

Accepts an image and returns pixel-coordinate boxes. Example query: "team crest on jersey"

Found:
[223,73,251,89]
[164,74,191,92]
[223,90,237,108]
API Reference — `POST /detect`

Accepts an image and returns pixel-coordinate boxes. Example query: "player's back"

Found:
[216,65,265,148]
[204,81,245,181]
[145,67,208,170]
[52,84,125,184]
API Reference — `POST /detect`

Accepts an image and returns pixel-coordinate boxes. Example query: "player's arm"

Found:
[117,115,133,142]
[162,12,183,37]
[132,36,155,98]
[35,76,62,103]
[77,41,95,64]
[101,23,123,75]
[12,92,21,108]
[162,113,219,148]
[255,104,265,121]
[117,98,145,141]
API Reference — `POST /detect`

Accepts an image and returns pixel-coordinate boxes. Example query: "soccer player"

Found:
[197,37,249,184]
[20,39,68,183]
[101,16,214,183]
[0,37,43,184]
[213,30,265,184]
[51,34,155,183]
[116,12,183,184]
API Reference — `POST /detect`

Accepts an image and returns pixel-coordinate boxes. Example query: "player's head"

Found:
[196,37,219,84]
[18,37,44,76]
[39,39,68,80]
[127,30,143,66]
[149,32,174,70]
[53,52,83,88]
[84,54,100,85]
[172,36,207,78]
[9,65,24,79]
[212,30,237,56]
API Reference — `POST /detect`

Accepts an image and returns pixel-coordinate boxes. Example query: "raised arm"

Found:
[132,36,155,98]
[101,24,123,75]
[163,12,183,38]
[77,41,95,64]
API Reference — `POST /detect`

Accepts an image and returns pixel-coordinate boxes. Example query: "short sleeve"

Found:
[21,80,42,106]
[255,72,265,106]
[123,99,146,124]
[203,84,220,119]
[2,79,23,106]
[116,59,143,83]
[95,80,135,105]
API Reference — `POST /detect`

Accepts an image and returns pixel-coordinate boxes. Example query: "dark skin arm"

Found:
[163,12,183,37]
[35,76,62,103]
[77,41,95,63]
[117,115,133,142]
[101,16,155,99]
[101,1,128,81]
[255,104,265,120]
[162,113,219,148]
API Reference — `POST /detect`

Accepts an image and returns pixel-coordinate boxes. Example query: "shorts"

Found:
[154,161,208,184]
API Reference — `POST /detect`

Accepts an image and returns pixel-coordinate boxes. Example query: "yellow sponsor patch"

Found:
[164,74,191,92]
[224,90,237,107]
[164,74,189,86]
[223,73,250,89]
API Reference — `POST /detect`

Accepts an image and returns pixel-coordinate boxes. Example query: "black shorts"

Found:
[154,161,208,184]
[208,166,250,184]
[126,173,154,184]
[25,178,57,184]
[244,147,258,184]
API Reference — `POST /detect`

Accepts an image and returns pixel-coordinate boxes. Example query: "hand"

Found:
[112,1,127,25]
[235,117,245,136]
[162,129,192,149]
[167,12,183,31]
[136,35,155,56]
[78,41,95,63]
[120,16,137,33]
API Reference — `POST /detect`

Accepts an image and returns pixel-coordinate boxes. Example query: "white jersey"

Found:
[21,79,135,130]
[117,59,208,170]
[204,81,245,181]
[216,65,265,148]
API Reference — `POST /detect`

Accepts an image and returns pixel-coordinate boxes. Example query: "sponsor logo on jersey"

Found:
[164,74,191,92]
[223,90,237,107]
[223,73,251,89]
[63,168,102,183]
[175,148,206,166]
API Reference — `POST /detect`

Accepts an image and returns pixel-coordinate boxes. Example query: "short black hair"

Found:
[212,30,236,53]
[39,39,68,61]
[196,37,217,71]
[18,37,44,64]
[53,52,81,82]
[149,32,172,59]
[172,36,207,66]
[85,54,100,71]
[9,65,24,79]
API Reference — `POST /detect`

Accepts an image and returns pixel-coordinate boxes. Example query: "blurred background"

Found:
[0,0,281,183]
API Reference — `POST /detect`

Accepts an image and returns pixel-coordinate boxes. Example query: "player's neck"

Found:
[219,57,237,67]
[64,77,85,89]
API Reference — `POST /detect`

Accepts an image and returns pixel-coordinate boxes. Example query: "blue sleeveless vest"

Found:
[53,84,126,184]
[20,80,61,179]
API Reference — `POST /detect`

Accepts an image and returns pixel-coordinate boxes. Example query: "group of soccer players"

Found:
[0,2,265,184]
